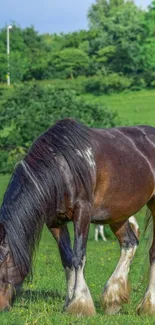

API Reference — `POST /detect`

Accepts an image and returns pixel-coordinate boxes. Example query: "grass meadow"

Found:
[83,89,155,126]
[0,90,155,324]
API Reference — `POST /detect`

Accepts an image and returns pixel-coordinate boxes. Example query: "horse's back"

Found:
[92,125,155,222]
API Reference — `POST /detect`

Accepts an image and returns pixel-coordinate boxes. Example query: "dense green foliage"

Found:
[0,0,155,90]
[0,83,117,172]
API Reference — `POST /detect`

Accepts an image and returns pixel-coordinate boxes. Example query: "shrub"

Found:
[130,76,146,91]
[84,74,132,94]
[0,82,118,172]
[35,77,86,95]
[143,71,155,88]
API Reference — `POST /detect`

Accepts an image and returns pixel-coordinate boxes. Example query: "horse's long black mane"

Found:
[0,119,93,275]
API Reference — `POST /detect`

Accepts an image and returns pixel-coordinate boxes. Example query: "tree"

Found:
[138,1,155,75]
[0,54,7,82]
[0,3,154,85]
[88,0,147,74]
[88,0,125,28]
[0,25,29,82]
[46,48,90,79]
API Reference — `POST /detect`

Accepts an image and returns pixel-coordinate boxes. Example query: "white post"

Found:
[7,25,12,86]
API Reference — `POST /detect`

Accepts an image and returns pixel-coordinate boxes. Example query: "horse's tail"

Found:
[136,208,153,284]
[144,207,153,259]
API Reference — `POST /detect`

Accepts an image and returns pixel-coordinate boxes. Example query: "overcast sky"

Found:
[0,0,152,34]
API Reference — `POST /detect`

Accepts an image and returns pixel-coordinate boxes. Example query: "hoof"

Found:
[66,297,96,316]
[137,293,155,316]
[101,278,130,315]
[102,301,121,315]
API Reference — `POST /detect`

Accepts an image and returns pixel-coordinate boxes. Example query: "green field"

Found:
[0,174,153,325]
[83,89,155,126]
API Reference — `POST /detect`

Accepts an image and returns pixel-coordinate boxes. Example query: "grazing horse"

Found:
[94,216,139,242]
[0,118,155,316]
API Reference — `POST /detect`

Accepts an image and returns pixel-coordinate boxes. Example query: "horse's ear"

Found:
[0,224,5,243]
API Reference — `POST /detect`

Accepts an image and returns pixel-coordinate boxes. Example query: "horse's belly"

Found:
[92,164,155,222]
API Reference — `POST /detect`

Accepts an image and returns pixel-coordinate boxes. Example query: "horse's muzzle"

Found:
[0,283,14,312]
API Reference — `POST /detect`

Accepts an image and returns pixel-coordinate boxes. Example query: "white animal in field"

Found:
[95,225,107,241]
[95,216,140,241]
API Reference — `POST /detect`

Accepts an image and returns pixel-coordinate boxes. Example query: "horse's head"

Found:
[0,224,24,311]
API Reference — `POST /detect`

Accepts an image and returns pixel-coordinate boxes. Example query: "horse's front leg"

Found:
[47,225,75,308]
[66,200,96,316]
[102,219,139,315]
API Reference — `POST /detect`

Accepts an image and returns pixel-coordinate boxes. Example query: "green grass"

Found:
[0,174,154,324]
[82,89,155,126]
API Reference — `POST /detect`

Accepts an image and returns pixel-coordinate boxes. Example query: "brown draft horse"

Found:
[0,118,155,316]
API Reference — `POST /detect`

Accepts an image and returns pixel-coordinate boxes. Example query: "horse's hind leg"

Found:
[137,196,155,315]
[102,219,138,315]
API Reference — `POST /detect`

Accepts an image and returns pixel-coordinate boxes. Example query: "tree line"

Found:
[0,0,155,89]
